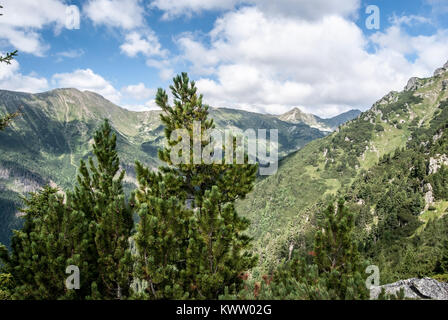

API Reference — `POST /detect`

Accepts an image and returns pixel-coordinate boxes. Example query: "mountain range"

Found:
[0,88,359,247]
[2,58,448,285]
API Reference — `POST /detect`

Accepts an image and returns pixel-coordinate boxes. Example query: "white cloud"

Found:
[370,24,448,76]
[121,82,155,100]
[0,0,68,55]
[252,0,360,20]
[52,69,121,104]
[85,0,171,82]
[174,7,448,117]
[0,58,48,92]
[120,31,167,58]
[122,100,159,112]
[83,0,145,30]
[150,0,360,20]
[146,58,175,81]
[56,49,85,59]
[150,0,239,19]
[426,0,448,14]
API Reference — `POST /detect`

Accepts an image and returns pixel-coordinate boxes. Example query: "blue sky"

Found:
[1,0,448,117]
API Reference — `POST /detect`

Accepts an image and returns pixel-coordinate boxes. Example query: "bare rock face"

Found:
[434,68,447,77]
[405,77,421,91]
[428,154,448,175]
[370,278,448,300]
[423,183,434,211]
[444,60,448,69]
[442,80,448,91]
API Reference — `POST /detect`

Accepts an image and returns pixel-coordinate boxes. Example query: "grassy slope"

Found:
[238,70,448,273]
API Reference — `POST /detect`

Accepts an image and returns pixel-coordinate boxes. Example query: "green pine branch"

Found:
[0,109,21,131]
[0,50,17,65]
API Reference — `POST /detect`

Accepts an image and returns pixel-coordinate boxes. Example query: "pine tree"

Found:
[221,258,332,300]
[435,239,448,275]
[132,164,193,299]
[71,119,134,299]
[0,187,91,299]
[134,73,258,299]
[0,271,13,299]
[314,199,369,299]
[0,120,134,299]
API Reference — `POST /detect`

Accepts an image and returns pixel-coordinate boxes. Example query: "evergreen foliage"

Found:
[71,119,134,299]
[0,120,133,299]
[225,201,369,300]
[133,73,258,299]
[314,200,369,299]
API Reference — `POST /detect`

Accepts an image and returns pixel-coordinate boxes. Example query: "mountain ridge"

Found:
[1,87,357,247]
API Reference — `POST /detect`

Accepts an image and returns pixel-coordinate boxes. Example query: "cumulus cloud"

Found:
[122,100,159,112]
[175,7,448,117]
[0,0,68,55]
[121,82,155,100]
[56,49,85,59]
[52,68,121,104]
[150,0,239,19]
[252,0,360,20]
[84,0,171,82]
[151,0,360,20]
[83,0,145,30]
[146,59,175,81]
[120,31,167,58]
[0,57,48,92]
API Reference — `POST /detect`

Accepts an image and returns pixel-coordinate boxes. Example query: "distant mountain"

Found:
[277,107,361,132]
[316,109,362,130]
[237,60,448,274]
[0,88,327,247]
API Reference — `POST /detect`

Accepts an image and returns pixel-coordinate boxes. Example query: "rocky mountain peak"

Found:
[404,77,422,91]
[434,59,448,76]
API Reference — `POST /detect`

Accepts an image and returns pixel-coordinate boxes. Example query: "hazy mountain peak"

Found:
[278,106,361,132]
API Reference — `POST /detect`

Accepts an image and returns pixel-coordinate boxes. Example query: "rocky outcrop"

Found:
[434,68,446,77]
[443,80,448,91]
[424,183,434,210]
[432,60,448,77]
[370,278,448,300]
[405,77,422,91]
[428,154,448,175]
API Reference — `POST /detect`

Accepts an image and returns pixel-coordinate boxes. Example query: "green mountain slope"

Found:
[342,98,448,283]
[0,88,328,247]
[238,62,448,273]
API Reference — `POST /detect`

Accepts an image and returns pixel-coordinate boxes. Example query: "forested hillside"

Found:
[238,62,448,277]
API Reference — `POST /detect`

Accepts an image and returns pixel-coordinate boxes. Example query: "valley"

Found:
[0,88,357,247]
